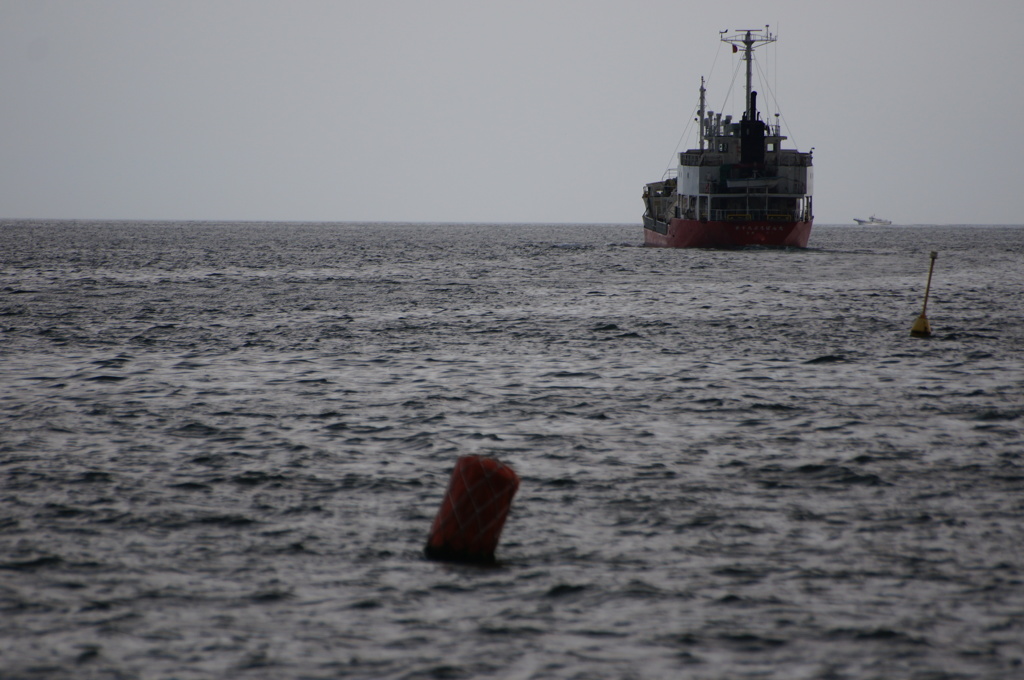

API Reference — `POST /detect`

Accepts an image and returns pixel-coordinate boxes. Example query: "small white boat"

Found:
[853,215,892,226]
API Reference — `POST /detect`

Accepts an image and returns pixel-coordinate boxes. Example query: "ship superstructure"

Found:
[643,28,814,247]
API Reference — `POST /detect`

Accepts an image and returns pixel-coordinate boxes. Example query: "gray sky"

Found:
[2,0,1021,225]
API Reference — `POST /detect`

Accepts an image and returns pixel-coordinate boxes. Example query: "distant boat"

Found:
[853,215,892,226]
[642,28,813,248]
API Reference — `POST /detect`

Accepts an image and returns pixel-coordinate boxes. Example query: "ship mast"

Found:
[698,76,706,151]
[720,27,776,120]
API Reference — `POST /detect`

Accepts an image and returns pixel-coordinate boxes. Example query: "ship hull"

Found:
[643,216,812,248]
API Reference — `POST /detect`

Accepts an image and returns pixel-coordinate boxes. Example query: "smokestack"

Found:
[740,90,766,164]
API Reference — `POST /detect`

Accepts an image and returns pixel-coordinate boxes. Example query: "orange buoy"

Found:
[425,455,520,564]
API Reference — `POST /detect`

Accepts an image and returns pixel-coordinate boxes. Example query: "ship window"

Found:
[717,142,729,152]
[767,142,776,152]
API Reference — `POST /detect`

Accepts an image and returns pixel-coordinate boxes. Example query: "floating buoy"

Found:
[425,455,519,564]
[911,251,938,337]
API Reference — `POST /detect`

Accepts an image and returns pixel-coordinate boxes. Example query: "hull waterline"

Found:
[643,216,812,248]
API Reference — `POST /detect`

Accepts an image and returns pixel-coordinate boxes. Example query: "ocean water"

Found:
[1,220,1022,679]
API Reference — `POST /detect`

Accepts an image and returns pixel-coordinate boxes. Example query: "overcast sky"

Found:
[1,0,1021,225]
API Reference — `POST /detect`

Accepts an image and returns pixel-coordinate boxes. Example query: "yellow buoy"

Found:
[910,251,938,337]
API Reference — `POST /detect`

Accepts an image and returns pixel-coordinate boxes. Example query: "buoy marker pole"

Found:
[910,251,938,337]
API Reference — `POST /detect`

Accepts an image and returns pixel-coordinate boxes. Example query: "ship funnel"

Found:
[740,90,766,164]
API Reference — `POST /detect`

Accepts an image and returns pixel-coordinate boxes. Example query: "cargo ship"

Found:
[643,28,813,248]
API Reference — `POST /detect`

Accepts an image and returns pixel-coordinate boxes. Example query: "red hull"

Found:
[644,217,812,248]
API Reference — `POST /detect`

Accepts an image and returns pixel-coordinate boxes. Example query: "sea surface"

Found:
[1,220,1023,680]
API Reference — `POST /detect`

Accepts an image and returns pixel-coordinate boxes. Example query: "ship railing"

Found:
[680,153,725,166]
[700,184,806,196]
[773,153,812,167]
[710,209,799,222]
[681,151,810,167]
